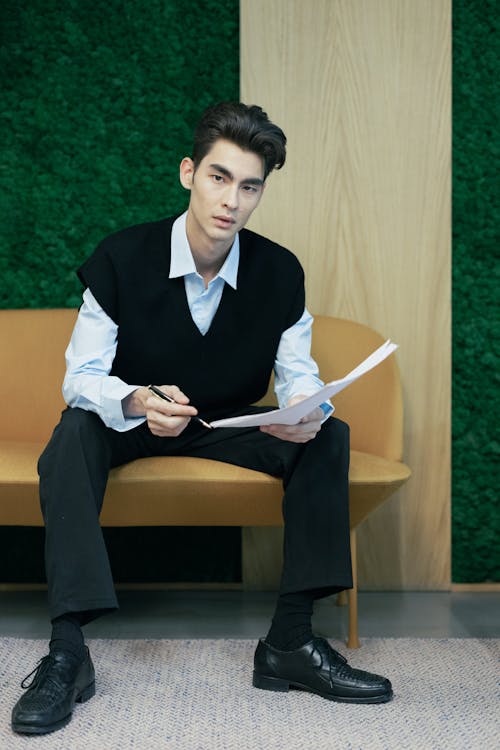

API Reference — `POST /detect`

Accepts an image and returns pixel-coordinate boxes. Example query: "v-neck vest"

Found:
[78,216,305,420]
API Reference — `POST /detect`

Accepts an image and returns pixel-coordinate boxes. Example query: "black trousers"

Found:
[38,407,352,624]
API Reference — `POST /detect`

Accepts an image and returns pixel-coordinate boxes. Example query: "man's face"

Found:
[180,139,265,263]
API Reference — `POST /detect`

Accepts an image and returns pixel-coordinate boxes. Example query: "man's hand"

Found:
[123,385,198,437]
[259,394,324,443]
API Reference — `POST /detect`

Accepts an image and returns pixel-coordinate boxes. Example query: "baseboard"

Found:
[451,583,500,592]
[0,583,48,591]
[115,582,244,591]
[0,582,244,592]
[1,581,498,593]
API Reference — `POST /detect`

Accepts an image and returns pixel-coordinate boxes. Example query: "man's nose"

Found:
[222,185,239,210]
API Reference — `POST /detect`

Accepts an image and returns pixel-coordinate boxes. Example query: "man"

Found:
[12,102,392,736]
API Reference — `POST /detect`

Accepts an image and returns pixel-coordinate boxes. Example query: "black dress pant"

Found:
[38,407,352,624]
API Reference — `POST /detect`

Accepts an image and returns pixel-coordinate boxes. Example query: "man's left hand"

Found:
[259,395,324,443]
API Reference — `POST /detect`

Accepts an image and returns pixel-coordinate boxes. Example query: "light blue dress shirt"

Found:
[63,212,333,431]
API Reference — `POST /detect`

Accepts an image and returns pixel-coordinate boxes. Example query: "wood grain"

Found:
[241,0,451,589]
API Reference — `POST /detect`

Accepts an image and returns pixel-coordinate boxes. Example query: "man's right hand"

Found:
[123,385,198,437]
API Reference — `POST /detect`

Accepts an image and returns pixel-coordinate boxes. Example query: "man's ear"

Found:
[179,157,195,190]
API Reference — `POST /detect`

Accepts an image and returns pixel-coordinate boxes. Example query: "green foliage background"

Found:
[0,0,498,582]
[452,0,499,582]
[0,0,241,584]
[0,0,239,307]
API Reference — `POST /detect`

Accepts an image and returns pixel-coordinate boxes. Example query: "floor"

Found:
[0,590,498,642]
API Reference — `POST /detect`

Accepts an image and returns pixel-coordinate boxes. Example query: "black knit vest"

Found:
[78,216,305,420]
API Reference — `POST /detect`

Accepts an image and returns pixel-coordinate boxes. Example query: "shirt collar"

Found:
[169,211,239,289]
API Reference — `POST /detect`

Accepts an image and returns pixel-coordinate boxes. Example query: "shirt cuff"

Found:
[319,401,334,423]
[102,384,146,432]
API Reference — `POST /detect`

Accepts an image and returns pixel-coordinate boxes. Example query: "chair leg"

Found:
[336,590,348,606]
[347,528,361,649]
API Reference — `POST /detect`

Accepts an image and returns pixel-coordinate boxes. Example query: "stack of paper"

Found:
[210,339,398,428]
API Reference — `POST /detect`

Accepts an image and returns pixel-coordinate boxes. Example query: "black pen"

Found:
[147,384,213,430]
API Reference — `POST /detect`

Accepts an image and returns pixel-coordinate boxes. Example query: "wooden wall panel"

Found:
[241,0,451,589]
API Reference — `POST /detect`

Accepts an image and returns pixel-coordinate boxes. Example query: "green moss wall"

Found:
[0,1,498,583]
[0,0,240,583]
[452,1,499,582]
[0,0,239,307]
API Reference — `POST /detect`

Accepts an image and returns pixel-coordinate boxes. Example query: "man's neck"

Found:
[190,249,229,285]
[185,214,233,285]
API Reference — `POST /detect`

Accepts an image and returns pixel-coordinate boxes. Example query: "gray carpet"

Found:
[1,638,498,749]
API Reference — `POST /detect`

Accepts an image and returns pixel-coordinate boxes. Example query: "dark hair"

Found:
[192,102,286,180]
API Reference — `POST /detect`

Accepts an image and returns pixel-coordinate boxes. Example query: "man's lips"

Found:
[213,215,236,227]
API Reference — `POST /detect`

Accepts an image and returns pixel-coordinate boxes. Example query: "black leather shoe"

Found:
[11,648,95,735]
[253,636,392,704]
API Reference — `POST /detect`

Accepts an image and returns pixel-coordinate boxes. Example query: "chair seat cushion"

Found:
[0,441,410,527]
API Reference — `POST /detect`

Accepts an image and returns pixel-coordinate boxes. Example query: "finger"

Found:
[146,397,197,418]
[262,430,316,443]
[264,421,320,435]
[148,411,189,426]
[148,414,191,436]
[299,407,324,424]
[160,384,192,404]
[261,424,320,442]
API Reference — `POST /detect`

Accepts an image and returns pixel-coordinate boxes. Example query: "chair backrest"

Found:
[313,316,404,461]
[0,308,77,442]
[1,310,404,460]
[258,316,404,462]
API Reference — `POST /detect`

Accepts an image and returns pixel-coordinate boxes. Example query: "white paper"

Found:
[210,339,398,429]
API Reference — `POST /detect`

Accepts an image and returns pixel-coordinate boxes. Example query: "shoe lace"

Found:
[20,655,53,691]
[324,643,352,682]
[325,643,347,665]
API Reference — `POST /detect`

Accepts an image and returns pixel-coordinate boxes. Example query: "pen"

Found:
[147,384,213,430]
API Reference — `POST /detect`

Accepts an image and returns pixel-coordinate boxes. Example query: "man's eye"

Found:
[243,185,257,193]
[212,174,223,182]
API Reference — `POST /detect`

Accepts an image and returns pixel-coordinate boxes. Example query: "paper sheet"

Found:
[210,339,398,428]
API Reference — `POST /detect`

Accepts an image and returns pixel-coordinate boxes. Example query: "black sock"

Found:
[265,590,315,651]
[50,613,86,660]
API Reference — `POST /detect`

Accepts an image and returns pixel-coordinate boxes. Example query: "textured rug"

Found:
[0,638,498,750]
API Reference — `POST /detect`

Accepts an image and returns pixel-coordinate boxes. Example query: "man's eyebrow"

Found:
[209,163,264,186]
